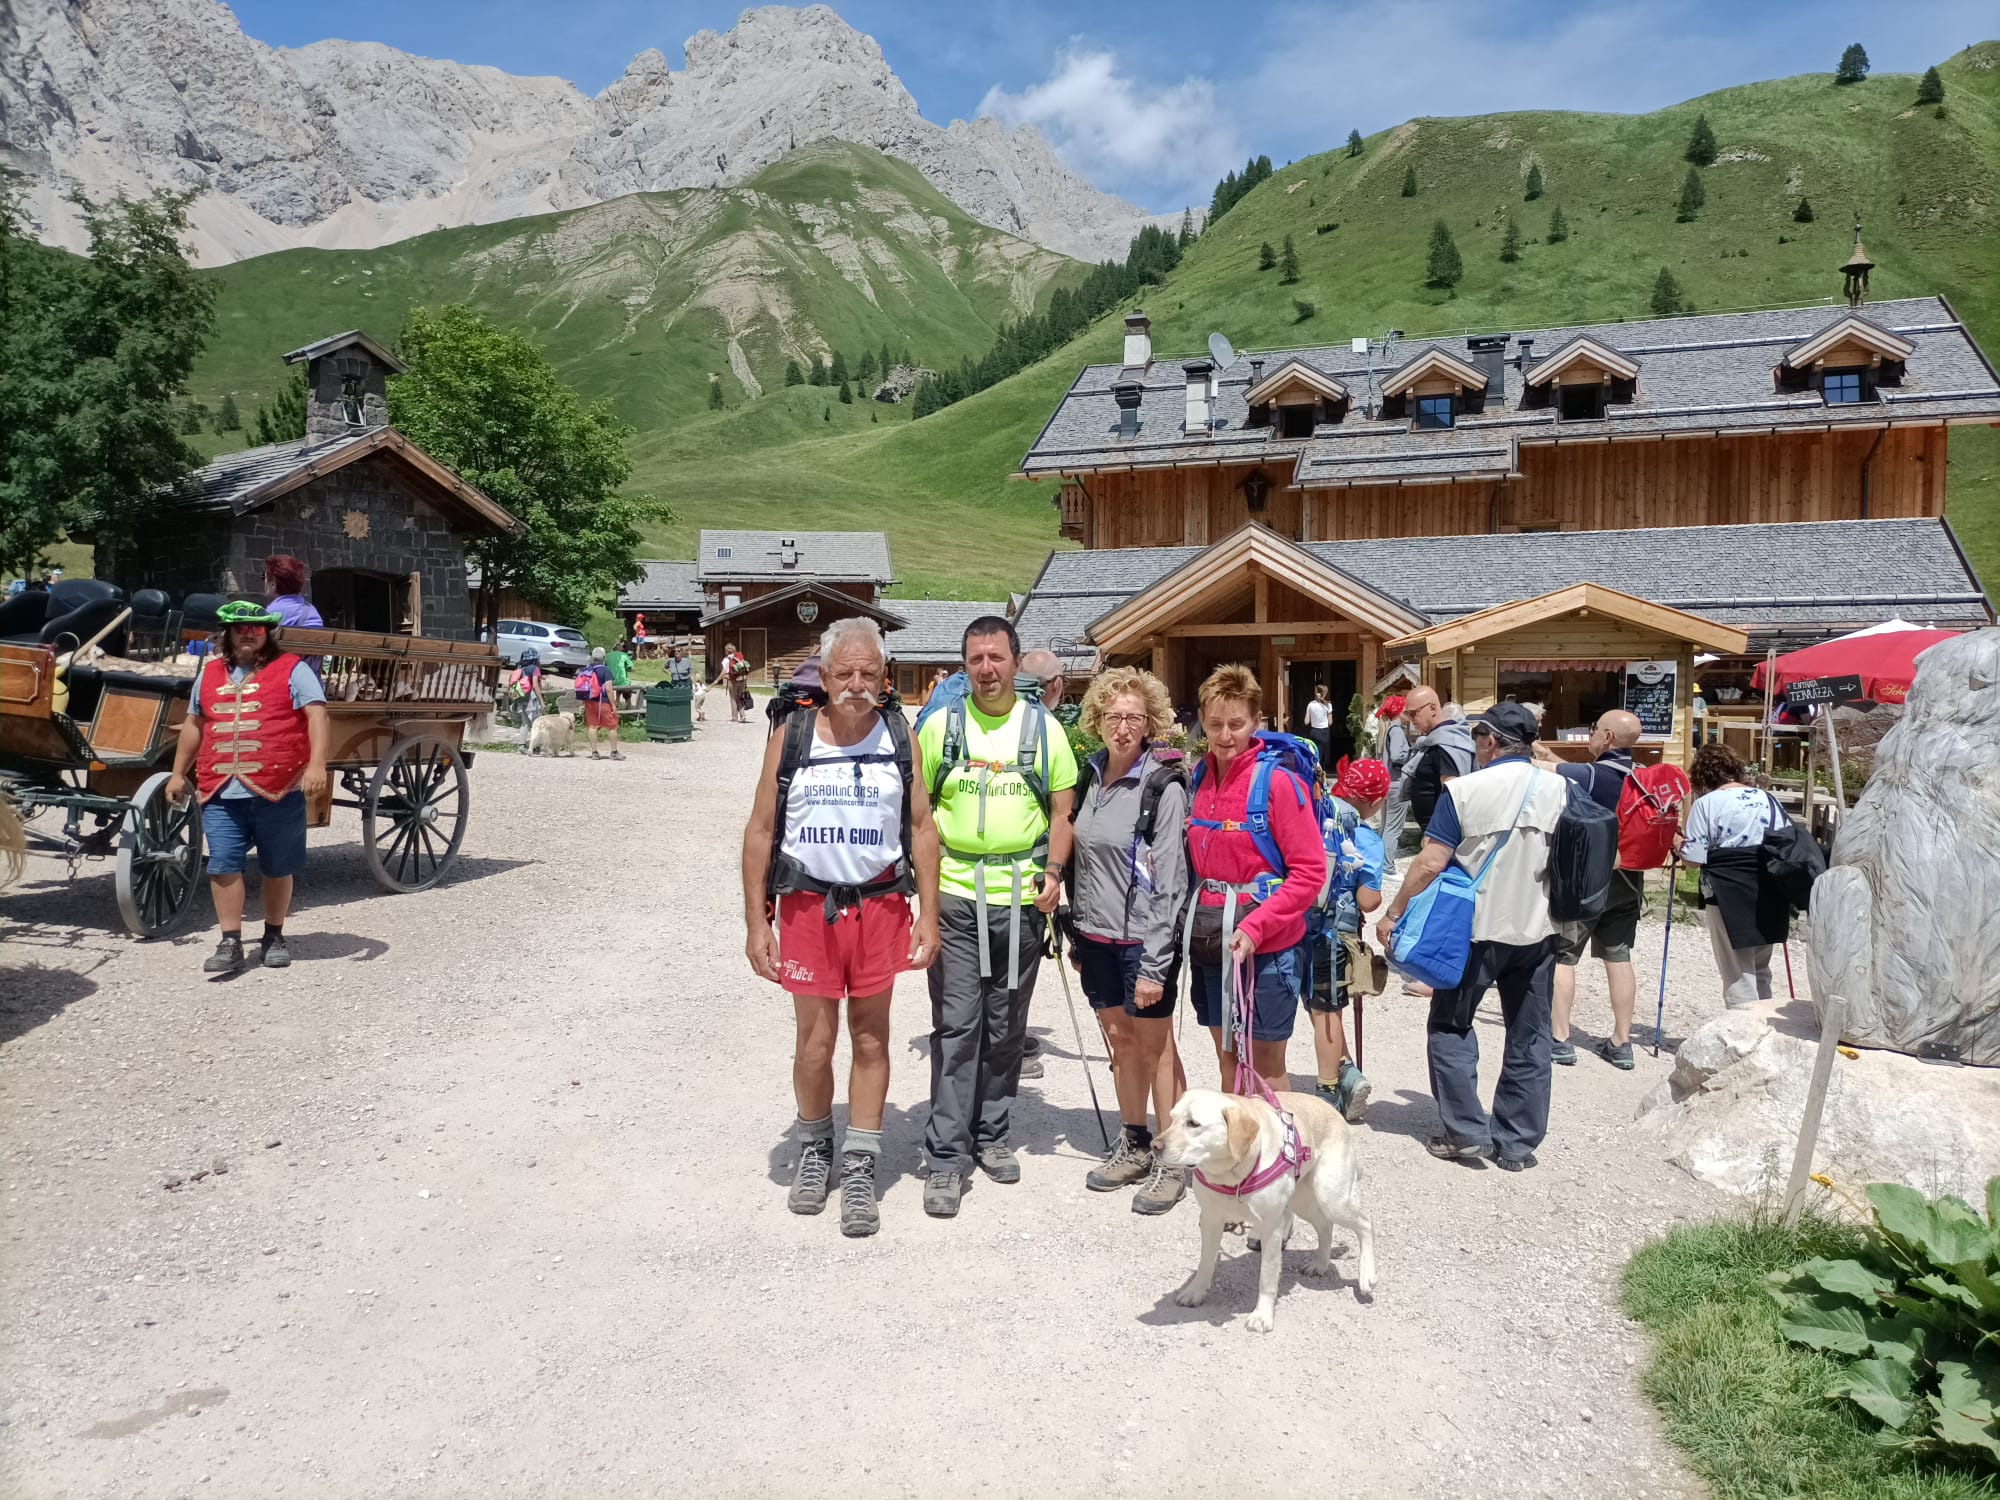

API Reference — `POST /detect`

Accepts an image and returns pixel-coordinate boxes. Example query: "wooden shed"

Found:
[1386,584,1747,766]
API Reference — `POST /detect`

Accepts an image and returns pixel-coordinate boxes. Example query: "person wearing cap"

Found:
[1309,756,1389,1121]
[1375,700,1568,1171]
[577,646,624,760]
[167,600,329,974]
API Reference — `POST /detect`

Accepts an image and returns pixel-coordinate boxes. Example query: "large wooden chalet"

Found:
[1013,247,1999,762]
[694,530,905,681]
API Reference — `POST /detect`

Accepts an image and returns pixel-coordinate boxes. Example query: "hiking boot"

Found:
[787,1137,834,1215]
[923,1170,964,1218]
[1017,1052,1045,1080]
[1132,1161,1186,1216]
[838,1152,879,1238]
[1598,1038,1636,1071]
[1495,1151,1538,1173]
[1086,1135,1154,1192]
[1022,1033,1044,1058]
[976,1144,1021,1184]
[203,936,246,974]
[258,934,291,969]
[1425,1136,1492,1163]
[1551,1038,1578,1067]
[1331,1060,1372,1123]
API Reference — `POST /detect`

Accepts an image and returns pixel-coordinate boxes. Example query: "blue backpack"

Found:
[912,670,970,732]
[1188,732,1335,897]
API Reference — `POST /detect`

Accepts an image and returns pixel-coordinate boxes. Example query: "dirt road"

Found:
[2,720,1727,1497]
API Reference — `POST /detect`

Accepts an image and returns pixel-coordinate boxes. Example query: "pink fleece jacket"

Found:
[1187,739,1328,954]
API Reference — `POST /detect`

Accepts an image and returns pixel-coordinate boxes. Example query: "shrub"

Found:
[1768,1179,2000,1470]
[1795,198,1815,223]
[1292,299,1317,323]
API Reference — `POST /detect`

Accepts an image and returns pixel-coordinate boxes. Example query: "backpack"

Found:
[576,664,606,701]
[912,670,969,732]
[1187,732,1334,891]
[927,695,1053,827]
[1069,747,1188,847]
[767,707,916,913]
[1548,776,1620,923]
[765,672,827,734]
[1759,793,1826,913]
[1611,761,1692,871]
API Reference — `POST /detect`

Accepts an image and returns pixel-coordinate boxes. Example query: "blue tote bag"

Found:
[1391,773,1537,990]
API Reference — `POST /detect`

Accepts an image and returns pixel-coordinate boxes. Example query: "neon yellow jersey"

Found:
[919,698,1078,903]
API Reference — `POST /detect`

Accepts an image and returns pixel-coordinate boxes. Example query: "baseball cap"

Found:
[1469,701,1540,746]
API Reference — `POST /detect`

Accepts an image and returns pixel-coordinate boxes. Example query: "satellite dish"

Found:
[1207,332,1237,370]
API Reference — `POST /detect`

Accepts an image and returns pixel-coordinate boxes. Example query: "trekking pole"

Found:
[1782,941,1797,1001]
[1654,860,1678,1057]
[1048,912,1113,1152]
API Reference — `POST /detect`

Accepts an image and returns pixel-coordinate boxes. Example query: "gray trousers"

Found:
[924,893,1047,1173]
[1380,784,1410,873]
[1426,936,1561,1160]
[1701,906,1775,1007]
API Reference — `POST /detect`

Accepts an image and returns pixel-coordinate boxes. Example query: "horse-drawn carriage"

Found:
[0,582,503,936]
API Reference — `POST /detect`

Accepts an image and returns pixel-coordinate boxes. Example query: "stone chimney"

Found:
[1123,311,1152,371]
[1183,358,1214,435]
[282,330,407,443]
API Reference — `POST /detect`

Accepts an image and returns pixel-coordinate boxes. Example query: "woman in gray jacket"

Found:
[1065,666,1191,1215]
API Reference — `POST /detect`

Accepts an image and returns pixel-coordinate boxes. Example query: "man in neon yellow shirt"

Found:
[916,616,1076,1218]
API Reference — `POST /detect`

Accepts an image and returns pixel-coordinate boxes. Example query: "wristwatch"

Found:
[1044,861,1067,881]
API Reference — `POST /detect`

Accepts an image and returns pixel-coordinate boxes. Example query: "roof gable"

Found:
[698,529,893,582]
[282,329,406,374]
[1523,335,1641,386]
[1783,314,1917,370]
[1244,360,1350,407]
[1381,347,1487,397]
[1387,582,1747,654]
[702,579,908,631]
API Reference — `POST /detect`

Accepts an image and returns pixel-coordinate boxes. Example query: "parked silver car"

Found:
[491,619,592,674]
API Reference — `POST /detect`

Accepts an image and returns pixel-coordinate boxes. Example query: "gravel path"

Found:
[1,719,1737,1498]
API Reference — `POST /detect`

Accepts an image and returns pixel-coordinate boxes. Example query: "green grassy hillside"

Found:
[633,46,2000,596]
[188,142,1081,439]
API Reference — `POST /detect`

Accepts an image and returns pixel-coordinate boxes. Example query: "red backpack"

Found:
[1613,762,1692,870]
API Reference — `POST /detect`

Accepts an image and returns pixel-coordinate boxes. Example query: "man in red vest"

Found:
[168,600,329,973]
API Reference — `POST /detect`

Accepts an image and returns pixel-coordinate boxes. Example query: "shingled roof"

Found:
[1011,517,1992,669]
[698,530,893,583]
[1021,296,2000,489]
[618,560,702,612]
[884,599,1008,663]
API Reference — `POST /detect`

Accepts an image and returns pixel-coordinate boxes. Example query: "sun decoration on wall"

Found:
[342,510,370,540]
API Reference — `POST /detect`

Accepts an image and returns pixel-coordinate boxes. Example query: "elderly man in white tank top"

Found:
[741,617,941,1237]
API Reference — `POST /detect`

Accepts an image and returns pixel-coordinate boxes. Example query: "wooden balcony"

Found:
[1056,481,1088,543]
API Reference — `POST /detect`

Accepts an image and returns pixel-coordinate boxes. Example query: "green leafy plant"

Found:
[1768,1178,2000,1469]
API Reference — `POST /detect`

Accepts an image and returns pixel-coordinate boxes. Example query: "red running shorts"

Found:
[777,891,911,999]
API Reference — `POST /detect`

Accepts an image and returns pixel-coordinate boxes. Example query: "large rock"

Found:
[1637,1007,2000,1197]
[1806,628,2000,1065]
[4,1,1151,265]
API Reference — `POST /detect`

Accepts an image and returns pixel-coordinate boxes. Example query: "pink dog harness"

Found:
[1193,957,1313,1197]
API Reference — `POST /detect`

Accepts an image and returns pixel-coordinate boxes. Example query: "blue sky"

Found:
[227,0,1995,212]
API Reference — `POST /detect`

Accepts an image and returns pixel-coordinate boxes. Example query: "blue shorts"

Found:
[1075,934,1177,1019]
[1191,942,1306,1043]
[201,790,308,878]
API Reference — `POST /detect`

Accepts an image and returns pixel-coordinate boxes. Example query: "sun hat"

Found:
[215,600,281,627]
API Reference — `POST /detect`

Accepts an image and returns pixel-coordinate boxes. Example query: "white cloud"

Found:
[978,48,1243,208]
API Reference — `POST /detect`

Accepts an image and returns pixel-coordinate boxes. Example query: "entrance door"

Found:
[1286,658,1358,765]
[739,627,769,674]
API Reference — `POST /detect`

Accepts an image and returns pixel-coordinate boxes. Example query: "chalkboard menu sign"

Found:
[1623,659,1678,736]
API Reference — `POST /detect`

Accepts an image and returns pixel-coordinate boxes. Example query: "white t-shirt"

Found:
[1681,786,1779,865]
[1305,699,1334,729]
[779,717,906,885]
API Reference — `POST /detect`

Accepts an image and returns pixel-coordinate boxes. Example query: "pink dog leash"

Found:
[1194,956,1312,1197]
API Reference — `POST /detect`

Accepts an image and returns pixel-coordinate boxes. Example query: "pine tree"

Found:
[857,348,876,385]
[181,404,204,435]
[1424,220,1463,290]
[836,380,851,404]
[708,378,723,410]
[783,358,804,386]
[1676,167,1705,223]
[1685,113,1717,166]
[879,342,894,379]
[216,393,241,431]
[1546,204,1569,243]
[1915,65,1944,106]
[829,349,848,386]
[1258,241,1277,271]
[1346,129,1363,157]
[1650,267,1685,317]
[1499,217,1522,263]
[1836,43,1869,84]
[1279,234,1300,284]
[808,359,826,386]
[1793,197,1815,223]
[1177,208,1195,248]
[824,407,831,422]
[1401,165,1418,198]
[1524,163,1544,200]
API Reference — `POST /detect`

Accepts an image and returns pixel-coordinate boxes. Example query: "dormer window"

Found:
[1243,359,1350,438]
[1779,314,1914,395]
[1380,346,1488,425]
[1278,404,1316,439]
[1521,335,1640,417]
[1416,395,1454,430]
[1822,368,1868,405]
[1559,385,1606,421]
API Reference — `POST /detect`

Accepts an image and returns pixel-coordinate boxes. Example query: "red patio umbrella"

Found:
[1752,627,1964,705]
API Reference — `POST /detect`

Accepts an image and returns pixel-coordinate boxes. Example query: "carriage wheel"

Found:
[362,735,470,894]
[116,772,204,938]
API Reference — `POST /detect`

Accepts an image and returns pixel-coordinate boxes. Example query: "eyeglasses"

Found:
[1101,713,1148,729]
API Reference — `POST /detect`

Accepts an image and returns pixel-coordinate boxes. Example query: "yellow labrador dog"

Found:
[527,712,577,757]
[1154,1087,1375,1333]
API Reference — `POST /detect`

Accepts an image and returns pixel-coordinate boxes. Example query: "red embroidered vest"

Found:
[195,654,312,803]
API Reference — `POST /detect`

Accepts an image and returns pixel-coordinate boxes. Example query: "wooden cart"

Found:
[0,625,503,937]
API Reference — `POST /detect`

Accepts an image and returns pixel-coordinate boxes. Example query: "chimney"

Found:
[1514,336,1535,370]
[1465,335,1510,394]
[1123,311,1152,370]
[1113,380,1143,439]
[1249,357,1265,385]
[1183,358,1214,435]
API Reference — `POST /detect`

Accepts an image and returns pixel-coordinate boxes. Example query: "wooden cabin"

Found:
[696,530,903,683]
[883,599,1007,702]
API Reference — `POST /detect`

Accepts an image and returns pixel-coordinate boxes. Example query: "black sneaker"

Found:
[976,1144,1021,1184]
[1551,1039,1578,1067]
[259,934,292,969]
[923,1170,963,1218]
[787,1137,833,1215]
[838,1152,879,1238]
[1495,1151,1538,1173]
[203,937,246,974]
[1598,1039,1636,1071]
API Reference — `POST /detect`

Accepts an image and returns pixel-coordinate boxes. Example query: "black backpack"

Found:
[1759,793,1827,912]
[766,708,916,917]
[1547,774,1620,923]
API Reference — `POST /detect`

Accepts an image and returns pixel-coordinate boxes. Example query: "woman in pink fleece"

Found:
[1183,664,1328,1093]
